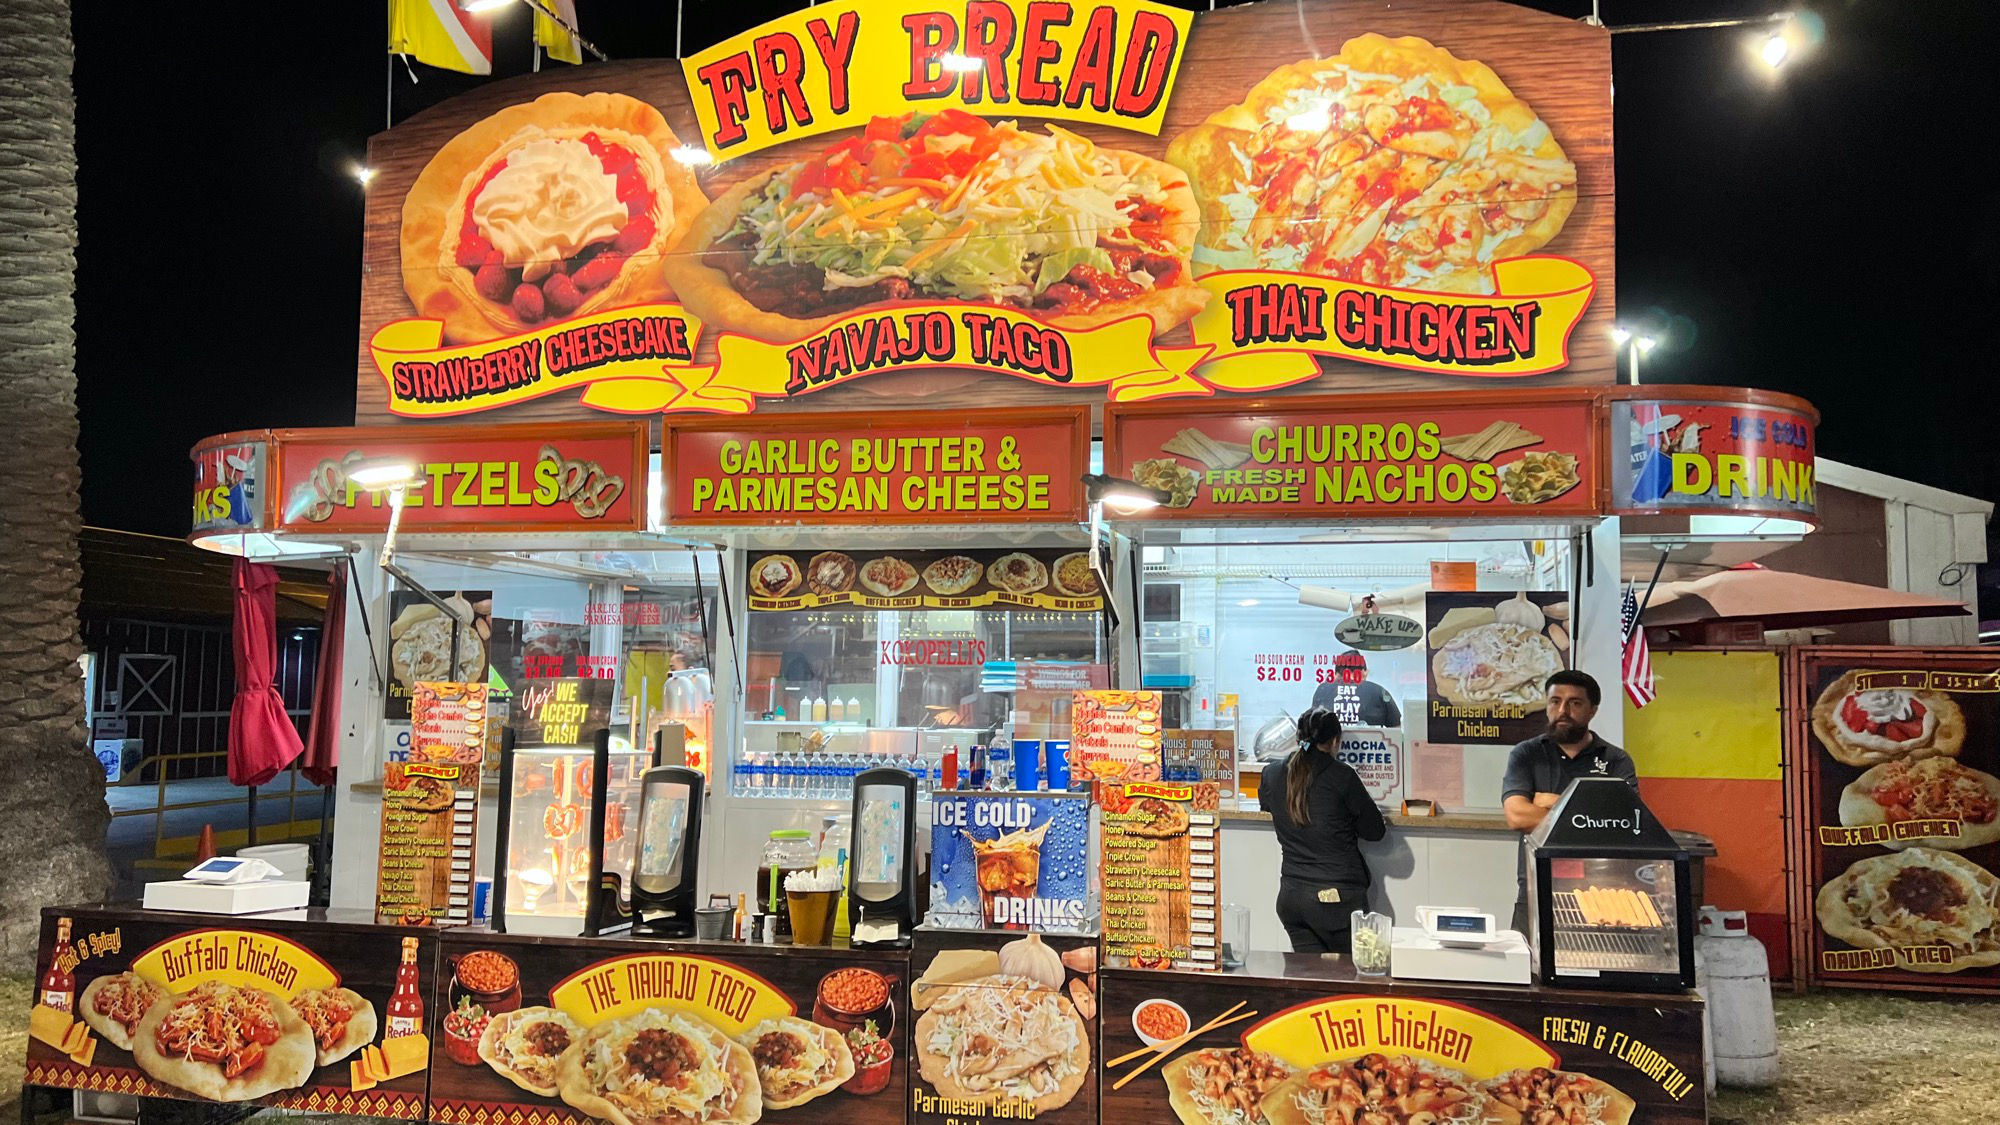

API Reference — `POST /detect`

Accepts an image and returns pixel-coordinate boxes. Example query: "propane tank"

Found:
[1695,907,1778,1088]
[1691,945,1713,1095]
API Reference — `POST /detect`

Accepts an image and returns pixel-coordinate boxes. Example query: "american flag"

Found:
[1622,584,1656,708]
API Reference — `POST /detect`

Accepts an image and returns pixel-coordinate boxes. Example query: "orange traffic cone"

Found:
[194,824,217,862]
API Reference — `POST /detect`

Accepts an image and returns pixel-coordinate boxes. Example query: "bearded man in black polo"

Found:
[1501,670,1637,933]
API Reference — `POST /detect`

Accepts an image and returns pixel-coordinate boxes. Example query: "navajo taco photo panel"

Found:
[1799,649,2000,992]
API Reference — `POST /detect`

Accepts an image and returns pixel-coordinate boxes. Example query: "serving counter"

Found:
[1219,810,1522,953]
[1102,954,1706,1124]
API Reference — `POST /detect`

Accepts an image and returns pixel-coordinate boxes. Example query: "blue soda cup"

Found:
[1014,740,1042,791]
[1044,739,1071,790]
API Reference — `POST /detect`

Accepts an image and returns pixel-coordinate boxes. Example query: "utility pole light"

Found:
[1761,30,1791,68]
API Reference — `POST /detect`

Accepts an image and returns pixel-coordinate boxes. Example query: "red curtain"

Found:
[301,561,348,787]
[229,558,304,787]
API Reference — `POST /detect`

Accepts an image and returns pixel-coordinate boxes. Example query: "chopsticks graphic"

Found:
[1110,1001,1260,1090]
[1105,1000,1242,1069]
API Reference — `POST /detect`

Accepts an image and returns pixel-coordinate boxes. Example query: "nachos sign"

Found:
[358,0,1613,422]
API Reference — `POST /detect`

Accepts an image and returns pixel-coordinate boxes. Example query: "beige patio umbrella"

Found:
[1639,565,1968,629]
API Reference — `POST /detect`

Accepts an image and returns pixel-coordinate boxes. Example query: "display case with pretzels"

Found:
[490,678,641,937]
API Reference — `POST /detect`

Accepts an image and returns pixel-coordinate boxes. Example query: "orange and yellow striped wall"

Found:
[1624,650,1791,979]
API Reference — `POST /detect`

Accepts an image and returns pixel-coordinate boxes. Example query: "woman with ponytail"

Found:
[1259,706,1388,954]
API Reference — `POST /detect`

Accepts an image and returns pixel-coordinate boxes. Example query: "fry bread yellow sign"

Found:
[356,0,1623,423]
[682,0,1191,157]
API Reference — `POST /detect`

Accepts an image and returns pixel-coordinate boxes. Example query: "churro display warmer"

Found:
[1525,777,1696,992]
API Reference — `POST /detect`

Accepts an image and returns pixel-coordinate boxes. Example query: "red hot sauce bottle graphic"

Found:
[386,936,424,1037]
[40,917,75,1013]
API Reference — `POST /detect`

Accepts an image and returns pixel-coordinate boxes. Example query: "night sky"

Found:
[71,2,2000,565]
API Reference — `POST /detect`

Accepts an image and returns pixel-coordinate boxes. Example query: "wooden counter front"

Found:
[1101,956,1706,1124]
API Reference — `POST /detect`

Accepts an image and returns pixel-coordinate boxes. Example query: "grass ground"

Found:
[4,978,1995,1122]
[2,976,28,1116]
[1709,990,2000,1125]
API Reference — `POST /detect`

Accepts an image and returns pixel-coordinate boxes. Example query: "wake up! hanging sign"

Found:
[356,0,1613,423]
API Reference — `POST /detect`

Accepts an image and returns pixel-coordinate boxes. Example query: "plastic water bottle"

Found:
[988,745,1014,791]
[781,751,803,796]
[731,754,749,797]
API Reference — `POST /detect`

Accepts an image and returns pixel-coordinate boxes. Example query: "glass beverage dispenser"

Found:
[848,767,918,948]
[629,764,705,937]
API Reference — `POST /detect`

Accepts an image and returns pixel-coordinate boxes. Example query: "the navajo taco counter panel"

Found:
[427,929,908,1125]
[1101,956,1704,1125]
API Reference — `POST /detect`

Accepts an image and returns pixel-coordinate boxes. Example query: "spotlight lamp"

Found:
[1082,473,1172,514]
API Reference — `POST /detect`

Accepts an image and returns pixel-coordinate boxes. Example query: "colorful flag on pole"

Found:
[1621,583,1656,708]
[534,0,583,65]
[389,0,494,76]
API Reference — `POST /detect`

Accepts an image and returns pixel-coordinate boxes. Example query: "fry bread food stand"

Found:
[18,0,1855,1121]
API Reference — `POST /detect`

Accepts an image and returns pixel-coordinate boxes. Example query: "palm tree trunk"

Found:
[0,0,114,973]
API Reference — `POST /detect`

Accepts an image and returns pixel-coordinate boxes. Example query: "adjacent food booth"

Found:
[25,0,1916,1123]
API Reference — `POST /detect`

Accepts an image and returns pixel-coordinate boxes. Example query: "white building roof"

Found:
[1817,458,1993,519]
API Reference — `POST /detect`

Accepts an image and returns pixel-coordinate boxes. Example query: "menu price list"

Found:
[375,762,477,925]
[1098,781,1219,971]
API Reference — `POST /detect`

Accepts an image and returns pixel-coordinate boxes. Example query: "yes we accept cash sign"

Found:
[357,0,1614,423]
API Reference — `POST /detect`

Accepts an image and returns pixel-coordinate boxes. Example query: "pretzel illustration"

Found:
[538,445,625,519]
